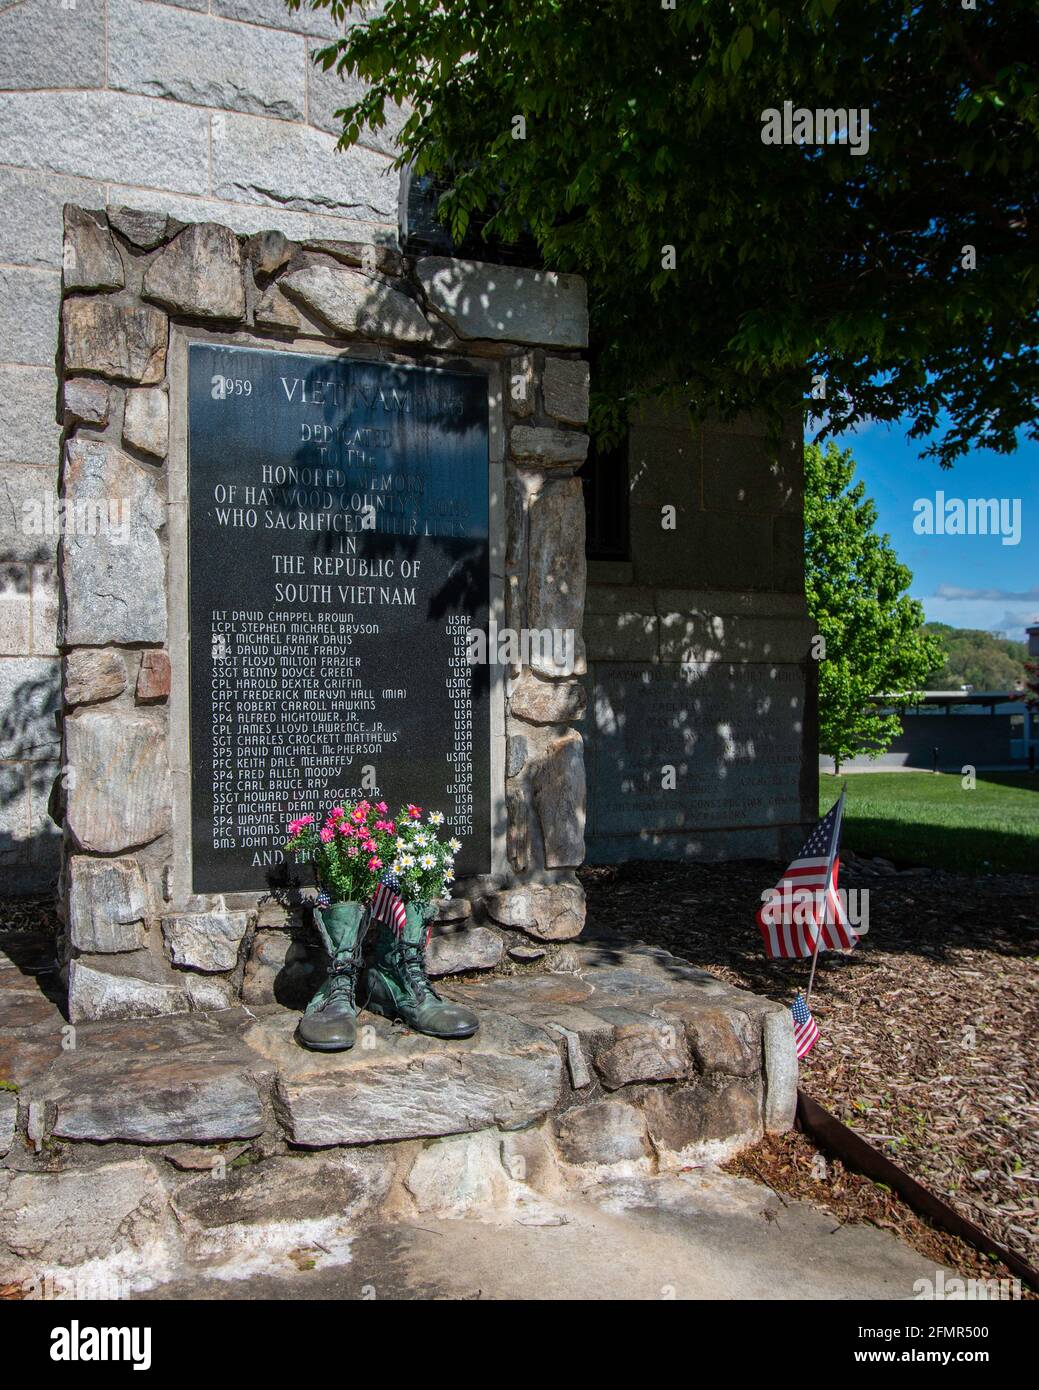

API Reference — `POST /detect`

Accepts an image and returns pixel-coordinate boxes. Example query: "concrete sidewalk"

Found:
[136,1168,947,1301]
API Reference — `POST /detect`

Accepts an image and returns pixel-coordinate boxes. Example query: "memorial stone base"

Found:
[53,205,593,1023]
[0,926,796,1289]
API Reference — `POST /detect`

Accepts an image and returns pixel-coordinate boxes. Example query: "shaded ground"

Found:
[820,770,1039,873]
[582,856,1039,1274]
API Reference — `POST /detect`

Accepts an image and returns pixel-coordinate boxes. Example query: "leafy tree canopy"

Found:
[804,442,943,771]
[295,0,1039,464]
[922,622,1029,690]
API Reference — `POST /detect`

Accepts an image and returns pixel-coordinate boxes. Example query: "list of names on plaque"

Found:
[187,343,491,894]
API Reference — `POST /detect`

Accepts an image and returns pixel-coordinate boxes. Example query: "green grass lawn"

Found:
[818,771,1039,874]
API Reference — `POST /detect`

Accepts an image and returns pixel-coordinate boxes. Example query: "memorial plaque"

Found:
[587,662,805,834]
[187,343,491,894]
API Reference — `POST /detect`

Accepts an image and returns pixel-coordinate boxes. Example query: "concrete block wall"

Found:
[584,405,818,862]
[0,0,402,889]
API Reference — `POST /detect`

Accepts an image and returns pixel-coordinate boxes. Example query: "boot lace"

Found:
[324,953,360,1009]
[399,942,440,1003]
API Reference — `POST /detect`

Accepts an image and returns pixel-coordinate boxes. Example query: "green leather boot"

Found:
[365,905,479,1039]
[297,901,368,1052]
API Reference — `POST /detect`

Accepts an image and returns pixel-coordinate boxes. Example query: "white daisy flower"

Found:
[400,853,416,869]
[448,838,462,853]
[444,869,455,883]
[428,811,444,825]
[419,853,436,871]
[414,833,429,848]
[395,837,406,851]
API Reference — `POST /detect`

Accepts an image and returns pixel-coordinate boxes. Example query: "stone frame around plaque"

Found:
[166,325,509,914]
[55,204,592,1022]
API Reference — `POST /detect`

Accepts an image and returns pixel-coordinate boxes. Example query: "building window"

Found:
[581,435,630,562]
[398,165,541,267]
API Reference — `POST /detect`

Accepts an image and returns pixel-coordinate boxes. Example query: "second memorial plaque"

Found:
[187,343,491,895]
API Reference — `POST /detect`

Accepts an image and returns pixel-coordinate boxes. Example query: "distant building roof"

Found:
[870,690,1019,705]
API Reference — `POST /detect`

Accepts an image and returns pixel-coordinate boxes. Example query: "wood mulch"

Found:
[724,1129,1034,1295]
[581,855,1039,1285]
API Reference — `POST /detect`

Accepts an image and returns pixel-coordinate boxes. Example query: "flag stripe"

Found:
[756,798,859,960]
[791,992,820,1059]
[371,879,407,934]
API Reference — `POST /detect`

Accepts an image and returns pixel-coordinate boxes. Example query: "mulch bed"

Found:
[581,856,1039,1281]
[0,898,57,934]
[724,1130,1034,1295]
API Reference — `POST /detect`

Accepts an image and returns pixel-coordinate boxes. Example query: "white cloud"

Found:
[934,582,1039,603]
[921,592,1039,641]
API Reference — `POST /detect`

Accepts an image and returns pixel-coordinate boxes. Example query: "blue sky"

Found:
[823,419,1039,644]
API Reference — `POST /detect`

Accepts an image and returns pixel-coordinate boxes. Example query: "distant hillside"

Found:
[923,623,1029,690]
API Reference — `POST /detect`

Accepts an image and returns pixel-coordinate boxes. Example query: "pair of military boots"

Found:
[297,901,478,1052]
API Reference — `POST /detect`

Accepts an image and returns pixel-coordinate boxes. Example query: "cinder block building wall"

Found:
[0,0,400,889]
[583,404,818,862]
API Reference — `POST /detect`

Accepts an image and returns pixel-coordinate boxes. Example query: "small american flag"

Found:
[371,869,407,935]
[791,993,820,1059]
[756,793,858,959]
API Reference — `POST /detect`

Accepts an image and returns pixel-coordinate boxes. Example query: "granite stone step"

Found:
[0,936,795,1159]
[247,1007,564,1147]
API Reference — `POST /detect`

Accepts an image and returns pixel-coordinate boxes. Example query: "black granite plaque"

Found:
[187,343,491,894]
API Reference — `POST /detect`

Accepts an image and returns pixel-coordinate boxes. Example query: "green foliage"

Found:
[921,623,1029,690]
[1020,656,1039,711]
[804,442,943,770]
[291,0,1039,464]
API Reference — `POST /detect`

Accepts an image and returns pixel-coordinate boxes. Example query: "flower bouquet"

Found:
[284,800,397,904]
[382,803,461,910]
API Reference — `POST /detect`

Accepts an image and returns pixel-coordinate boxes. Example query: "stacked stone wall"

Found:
[56,204,590,1021]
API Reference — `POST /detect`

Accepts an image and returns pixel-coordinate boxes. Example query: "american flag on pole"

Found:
[371,869,407,935]
[791,992,820,1059]
[756,793,858,959]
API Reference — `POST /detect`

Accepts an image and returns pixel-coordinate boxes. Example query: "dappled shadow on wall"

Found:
[585,647,809,854]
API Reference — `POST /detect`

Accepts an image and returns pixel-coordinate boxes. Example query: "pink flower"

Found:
[287,815,313,835]
[329,806,345,821]
[347,846,358,858]
[367,856,382,871]
[351,806,367,823]
[362,839,377,853]
[375,801,388,814]
[407,804,422,819]
[338,822,354,836]
[319,826,333,843]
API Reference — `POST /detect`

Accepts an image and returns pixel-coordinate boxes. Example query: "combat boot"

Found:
[365,905,479,1039]
[297,901,368,1052]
